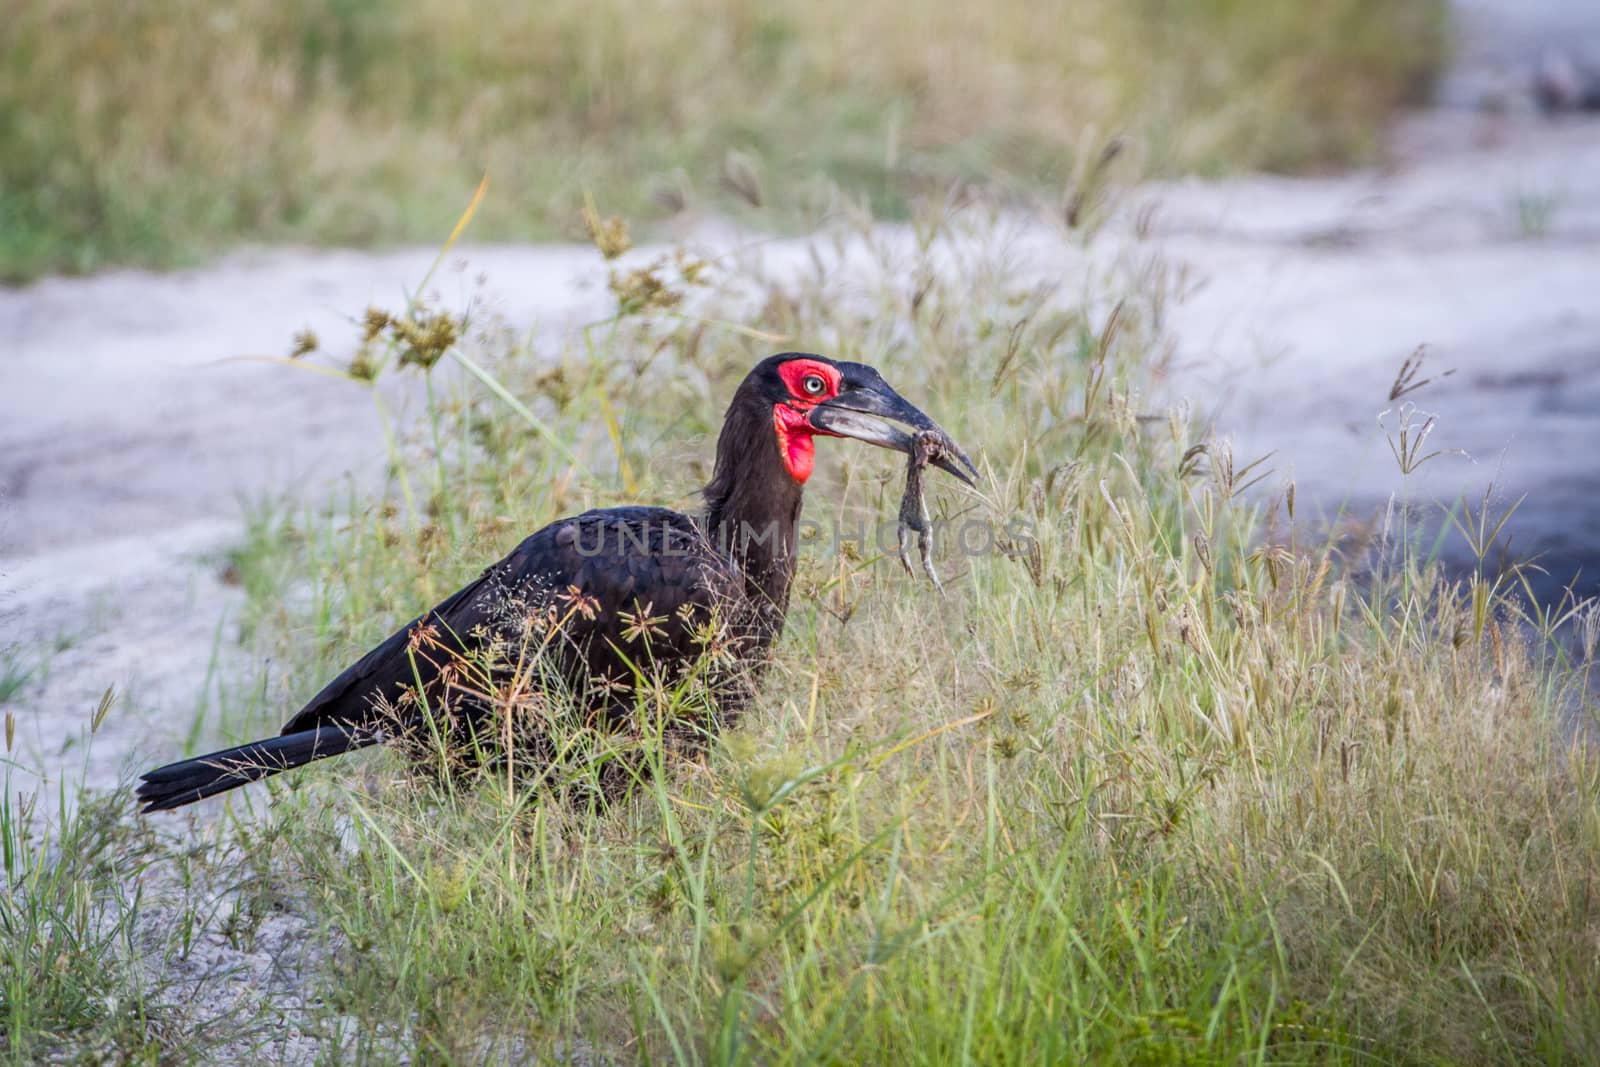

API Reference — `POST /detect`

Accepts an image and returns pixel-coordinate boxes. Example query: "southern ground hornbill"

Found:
[138,353,975,813]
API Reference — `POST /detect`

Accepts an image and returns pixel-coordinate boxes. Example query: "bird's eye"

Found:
[801,373,826,396]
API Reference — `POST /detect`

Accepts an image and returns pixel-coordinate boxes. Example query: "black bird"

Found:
[138,354,975,813]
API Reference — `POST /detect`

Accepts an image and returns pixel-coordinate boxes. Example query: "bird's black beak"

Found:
[807,366,979,486]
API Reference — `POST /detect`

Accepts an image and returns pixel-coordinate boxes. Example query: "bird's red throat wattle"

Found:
[773,404,816,483]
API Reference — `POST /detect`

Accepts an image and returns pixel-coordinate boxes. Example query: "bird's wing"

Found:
[530,507,747,690]
[277,532,552,736]
[277,508,742,736]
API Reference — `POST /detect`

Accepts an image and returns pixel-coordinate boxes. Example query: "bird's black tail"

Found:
[136,726,383,813]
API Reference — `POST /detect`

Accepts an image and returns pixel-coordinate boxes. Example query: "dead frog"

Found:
[898,428,950,590]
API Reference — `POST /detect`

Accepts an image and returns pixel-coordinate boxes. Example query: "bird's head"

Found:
[743,352,978,486]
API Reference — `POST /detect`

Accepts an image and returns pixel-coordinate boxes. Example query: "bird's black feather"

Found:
[138,507,760,813]
[135,726,381,812]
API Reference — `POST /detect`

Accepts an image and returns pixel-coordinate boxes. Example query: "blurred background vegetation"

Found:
[1,0,1448,281]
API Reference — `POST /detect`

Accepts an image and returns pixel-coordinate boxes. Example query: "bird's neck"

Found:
[703,402,807,615]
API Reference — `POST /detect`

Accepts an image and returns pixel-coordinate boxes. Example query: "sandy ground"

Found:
[1154,111,1600,605]
[1,244,620,801]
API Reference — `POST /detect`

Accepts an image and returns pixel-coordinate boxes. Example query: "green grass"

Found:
[0,0,1448,281]
[0,720,238,1064]
[0,631,80,707]
[6,196,1599,1062]
[0,654,32,706]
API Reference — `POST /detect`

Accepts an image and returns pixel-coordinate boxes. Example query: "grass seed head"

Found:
[289,328,319,358]
[581,195,632,260]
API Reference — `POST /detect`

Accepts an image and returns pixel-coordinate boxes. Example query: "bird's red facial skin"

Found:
[776,359,841,406]
[772,359,842,482]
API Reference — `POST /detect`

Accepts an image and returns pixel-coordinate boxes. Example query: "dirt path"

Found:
[1,245,611,798]
[5,4,1600,804]
[1153,111,1600,605]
